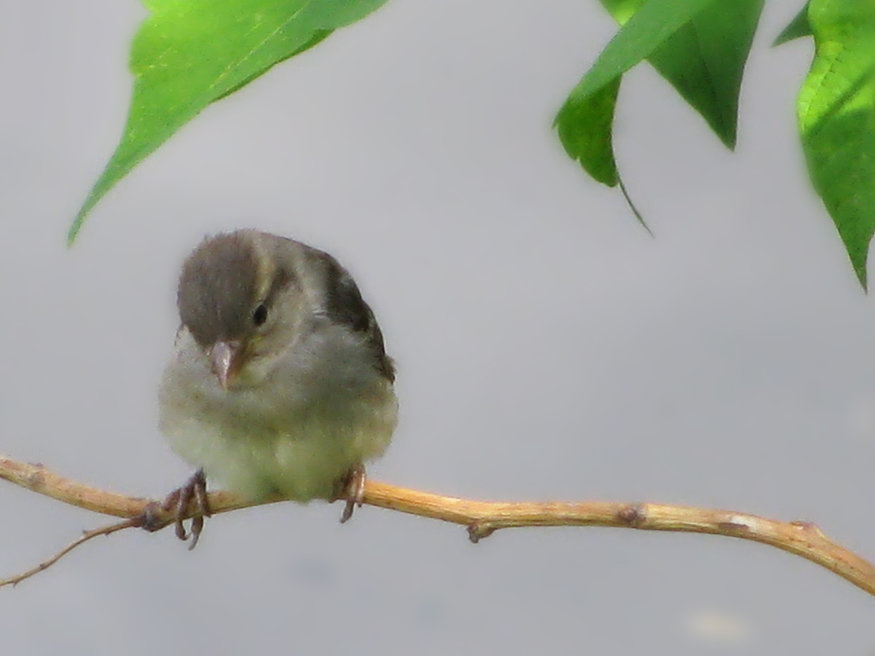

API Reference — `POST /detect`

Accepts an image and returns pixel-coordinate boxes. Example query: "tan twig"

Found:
[0,518,139,587]
[1,454,874,595]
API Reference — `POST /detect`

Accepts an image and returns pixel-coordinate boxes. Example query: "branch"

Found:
[2,454,874,595]
[0,518,139,587]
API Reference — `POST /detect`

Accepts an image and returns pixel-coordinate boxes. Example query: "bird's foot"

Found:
[335,463,366,524]
[142,469,211,550]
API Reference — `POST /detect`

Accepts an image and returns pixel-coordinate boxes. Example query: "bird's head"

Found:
[176,230,297,389]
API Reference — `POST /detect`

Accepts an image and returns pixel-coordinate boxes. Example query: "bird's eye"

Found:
[252,304,268,326]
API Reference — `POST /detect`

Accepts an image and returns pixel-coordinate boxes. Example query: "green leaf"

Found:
[601,0,762,149]
[564,0,713,106]
[555,78,621,186]
[774,3,812,46]
[799,0,875,289]
[69,0,389,244]
[555,0,713,184]
[556,0,764,188]
[214,29,333,102]
[643,0,763,149]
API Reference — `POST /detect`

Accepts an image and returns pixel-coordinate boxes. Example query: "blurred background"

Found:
[2,1,874,653]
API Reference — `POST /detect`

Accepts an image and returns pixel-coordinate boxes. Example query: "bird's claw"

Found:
[339,463,366,524]
[159,469,211,549]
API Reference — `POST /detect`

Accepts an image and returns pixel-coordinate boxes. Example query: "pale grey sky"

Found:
[2,1,874,653]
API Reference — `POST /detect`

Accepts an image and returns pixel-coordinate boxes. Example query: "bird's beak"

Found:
[209,341,245,390]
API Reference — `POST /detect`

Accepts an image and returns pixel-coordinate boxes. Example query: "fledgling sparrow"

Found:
[156,230,397,546]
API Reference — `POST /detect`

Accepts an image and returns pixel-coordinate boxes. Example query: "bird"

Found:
[155,229,397,547]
